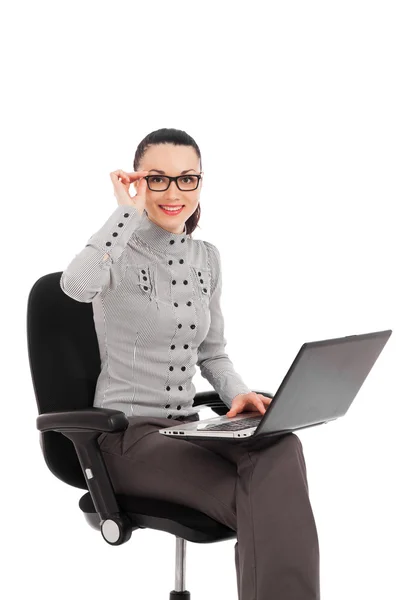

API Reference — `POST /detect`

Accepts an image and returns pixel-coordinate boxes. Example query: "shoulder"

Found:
[193,241,221,298]
[194,239,221,270]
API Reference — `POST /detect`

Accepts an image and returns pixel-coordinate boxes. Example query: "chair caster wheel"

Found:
[169,591,190,599]
[100,515,132,545]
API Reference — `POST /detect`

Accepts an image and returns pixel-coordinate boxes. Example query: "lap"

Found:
[97,415,303,531]
[98,414,289,463]
[98,414,300,483]
[98,415,244,476]
[97,415,242,529]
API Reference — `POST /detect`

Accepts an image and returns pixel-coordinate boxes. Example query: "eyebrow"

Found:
[147,169,197,174]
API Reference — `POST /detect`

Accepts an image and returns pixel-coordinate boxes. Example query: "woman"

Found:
[60,127,320,599]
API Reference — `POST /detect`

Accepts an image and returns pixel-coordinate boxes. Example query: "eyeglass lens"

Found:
[147,175,199,191]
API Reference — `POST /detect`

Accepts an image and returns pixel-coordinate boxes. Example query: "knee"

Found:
[279,432,303,452]
[291,432,303,448]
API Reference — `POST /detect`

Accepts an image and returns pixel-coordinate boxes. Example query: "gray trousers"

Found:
[98,413,320,600]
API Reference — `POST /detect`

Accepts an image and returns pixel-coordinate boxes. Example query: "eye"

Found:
[149,176,166,183]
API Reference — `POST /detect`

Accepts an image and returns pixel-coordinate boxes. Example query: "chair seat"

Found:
[79,492,236,544]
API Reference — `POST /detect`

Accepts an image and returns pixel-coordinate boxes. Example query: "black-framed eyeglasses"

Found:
[144,172,203,192]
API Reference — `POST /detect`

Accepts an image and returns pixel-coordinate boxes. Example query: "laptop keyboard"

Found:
[202,417,262,431]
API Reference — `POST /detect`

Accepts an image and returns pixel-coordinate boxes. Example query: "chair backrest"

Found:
[27,272,101,490]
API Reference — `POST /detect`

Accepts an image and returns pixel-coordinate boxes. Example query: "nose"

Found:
[168,179,180,190]
[163,179,183,198]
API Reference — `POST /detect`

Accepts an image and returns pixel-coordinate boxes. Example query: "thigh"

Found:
[97,416,239,530]
[179,426,297,465]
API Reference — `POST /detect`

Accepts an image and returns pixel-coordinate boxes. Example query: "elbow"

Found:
[59,272,97,303]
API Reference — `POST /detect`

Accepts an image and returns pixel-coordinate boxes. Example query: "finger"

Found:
[126,170,149,182]
[110,171,123,182]
[119,171,131,184]
[258,394,272,404]
[110,169,130,178]
[256,400,266,414]
[110,170,148,184]
[110,170,129,185]
[226,404,240,416]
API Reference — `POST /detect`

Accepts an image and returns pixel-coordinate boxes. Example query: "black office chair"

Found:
[28,272,274,599]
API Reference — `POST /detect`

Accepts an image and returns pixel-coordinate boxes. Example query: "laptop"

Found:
[159,329,392,442]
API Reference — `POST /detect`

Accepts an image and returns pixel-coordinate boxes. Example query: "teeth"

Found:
[160,206,183,211]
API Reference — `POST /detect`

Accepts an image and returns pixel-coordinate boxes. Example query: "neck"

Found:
[134,209,189,255]
[147,212,186,235]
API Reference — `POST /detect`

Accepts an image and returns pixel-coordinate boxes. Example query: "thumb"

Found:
[226,407,236,417]
[138,175,148,193]
[134,176,148,200]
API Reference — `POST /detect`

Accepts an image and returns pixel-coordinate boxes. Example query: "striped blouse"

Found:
[60,205,251,420]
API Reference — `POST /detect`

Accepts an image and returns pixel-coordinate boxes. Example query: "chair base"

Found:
[170,591,190,599]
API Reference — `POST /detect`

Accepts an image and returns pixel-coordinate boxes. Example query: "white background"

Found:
[1,1,399,598]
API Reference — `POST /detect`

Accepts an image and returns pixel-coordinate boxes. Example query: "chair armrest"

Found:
[37,408,130,530]
[193,391,226,410]
[36,408,129,434]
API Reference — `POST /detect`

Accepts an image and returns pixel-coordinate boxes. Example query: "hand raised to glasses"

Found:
[226,392,273,418]
[110,169,149,214]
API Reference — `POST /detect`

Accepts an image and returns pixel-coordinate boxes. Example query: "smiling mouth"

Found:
[159,205,185,213]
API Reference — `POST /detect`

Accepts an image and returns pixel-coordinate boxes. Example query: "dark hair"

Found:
[133,128,202,237]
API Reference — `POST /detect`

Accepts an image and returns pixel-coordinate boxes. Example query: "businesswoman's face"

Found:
[133,143,202,234]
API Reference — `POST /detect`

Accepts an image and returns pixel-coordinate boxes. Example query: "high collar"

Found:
[135,209,190,255]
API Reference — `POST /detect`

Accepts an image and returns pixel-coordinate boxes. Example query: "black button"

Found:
[171,344,175,349]
[167,414,172,418]
[184,344,189,349]
[165,404,170,408]
[143,276,147,281]
[141,269,146,274]
[179,259,184,264]
[200,278,203,283]
[203,288,207,293]
[168,260,173,265]
[112,232,118,237]
[174,302,178,307]
[144,286,148,290]
[178,386,183,391]
[170,240,175,245]
[187,301,192,306]
[178,323,182,329]
[124,213,129,218]
[177,405,181,410]
[181,366,186,371]
[166,387,170,391]
[118,223,123,227]
[181,239,185,243]
[172,280,176,285]
[106,242,111,246]
[190,324,196,329]
[169,366,174,371]
[198,271,201,276]
[183,280,188,285]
